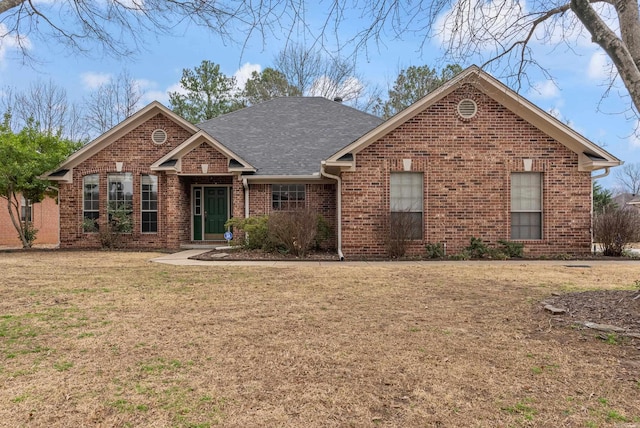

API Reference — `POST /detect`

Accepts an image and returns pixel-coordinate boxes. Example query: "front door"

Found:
[193,186,229,241]
[205,187,228,240]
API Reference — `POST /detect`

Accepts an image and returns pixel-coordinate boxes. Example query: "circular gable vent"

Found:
[151,129,167,145]
[457,99,478,119]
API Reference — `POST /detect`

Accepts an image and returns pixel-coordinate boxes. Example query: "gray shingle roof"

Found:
[197,97,383,176]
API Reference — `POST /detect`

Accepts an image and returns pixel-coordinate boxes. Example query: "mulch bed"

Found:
[544,289,640,335]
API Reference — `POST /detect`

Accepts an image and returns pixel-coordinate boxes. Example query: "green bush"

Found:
[450,250,471,260]
[313,214,332,250]
[96,207,133,249]
[225,215,271,250]
[425,242,445,258]
[497,240,524,258]
[21,221,38,247]
[465,237,490,258]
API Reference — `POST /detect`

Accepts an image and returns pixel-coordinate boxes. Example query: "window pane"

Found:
[390,172,423,240]
[511,172,541,211]
[108,173,133,212]
[272,184,306,211]
[511,172,542,239]
[511,212,542,240]
[141,175,158,233]
[142,212,158,233]
[390,212,423,240]
[83,174,100,226]
[390,172,423,212]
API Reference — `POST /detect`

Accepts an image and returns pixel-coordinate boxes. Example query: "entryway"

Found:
[192,186,230,241]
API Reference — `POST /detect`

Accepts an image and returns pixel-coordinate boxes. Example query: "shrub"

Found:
[82,217,98,233]
[425,242,445,258]
[21,221,38,247]
[313,214,332,250]
[594,207,640,256]
[97,207,133,249]
[450,250,471,260]
[385,212,421,258]
[465,237,490,258]
[268,209,318,257]
[497,240,524,258]
[225,215,271,250]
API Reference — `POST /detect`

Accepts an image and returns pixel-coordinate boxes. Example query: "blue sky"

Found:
[0,2,636,190]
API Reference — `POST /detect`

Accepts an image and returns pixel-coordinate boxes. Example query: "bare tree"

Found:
[314,0,640,121]
[274,44,380,111]
[615,162,640,195]
[4,0,638,122]
[0,79,88,141]
[0,0,284,61]
[84,70,143,135]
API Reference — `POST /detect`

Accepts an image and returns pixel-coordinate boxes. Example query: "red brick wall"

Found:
[181,143,228,174]
[0,195,59,247]
[340,85,592,258]
[59,113,195,249]
[242,182,337,249]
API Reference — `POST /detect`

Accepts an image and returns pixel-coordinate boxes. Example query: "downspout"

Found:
[590,167,610,253]
[320,162,345,261]
[591,167,610,181]
[242,177,249,218]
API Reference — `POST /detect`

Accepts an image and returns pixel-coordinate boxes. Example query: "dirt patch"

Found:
[543,289,640,336]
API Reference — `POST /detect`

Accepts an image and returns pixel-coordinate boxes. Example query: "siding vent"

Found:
[457,99,478,119]
[151,129,167,145]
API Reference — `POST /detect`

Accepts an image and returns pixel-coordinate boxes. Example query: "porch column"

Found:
[165,173,181,249]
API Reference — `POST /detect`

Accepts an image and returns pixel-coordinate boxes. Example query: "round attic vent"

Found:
[457,99,478,119]
[151,129,167,145]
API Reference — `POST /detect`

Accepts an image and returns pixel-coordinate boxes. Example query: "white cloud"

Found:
[0,23,31,66]
[141,90,167,105]
[233,63,261,91]
[530,80,559,99]
[587,51,610,81]
[81,72,112,89]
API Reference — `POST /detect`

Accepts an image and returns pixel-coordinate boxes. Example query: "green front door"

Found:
[204,187,228,239]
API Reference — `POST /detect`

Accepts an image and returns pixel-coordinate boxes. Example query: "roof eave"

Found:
[42,169,73,183]
[578,156,623,172]
[244,174,330,184]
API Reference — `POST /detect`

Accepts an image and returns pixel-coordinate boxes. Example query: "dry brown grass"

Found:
[0,251,639,427]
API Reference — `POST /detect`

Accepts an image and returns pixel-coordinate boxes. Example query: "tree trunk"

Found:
[6,190,29,248]
[571,0,640,114]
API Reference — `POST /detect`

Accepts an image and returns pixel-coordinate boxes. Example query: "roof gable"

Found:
[151,131,255,173]
[326,66,621,172]
[48,102,198,176]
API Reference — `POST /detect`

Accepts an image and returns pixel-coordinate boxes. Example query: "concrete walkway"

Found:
[151,249,640,267]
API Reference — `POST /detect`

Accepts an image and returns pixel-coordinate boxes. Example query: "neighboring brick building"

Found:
[46,66,621,258]
[0,195,59,247]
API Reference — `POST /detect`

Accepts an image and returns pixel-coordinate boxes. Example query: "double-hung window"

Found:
[511,172,542,240]
[83,174,99,230]
[272,184,305,210]
[390,172,424,240]
[141,175,158,233]
[108,173,133,230]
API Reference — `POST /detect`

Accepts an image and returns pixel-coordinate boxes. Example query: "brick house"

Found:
[46,66,621,258]
[0,195,59,247]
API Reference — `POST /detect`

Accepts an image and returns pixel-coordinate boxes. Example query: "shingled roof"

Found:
[197,97,383,176]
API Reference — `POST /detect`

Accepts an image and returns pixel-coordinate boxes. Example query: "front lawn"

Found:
[0,251,638,427]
